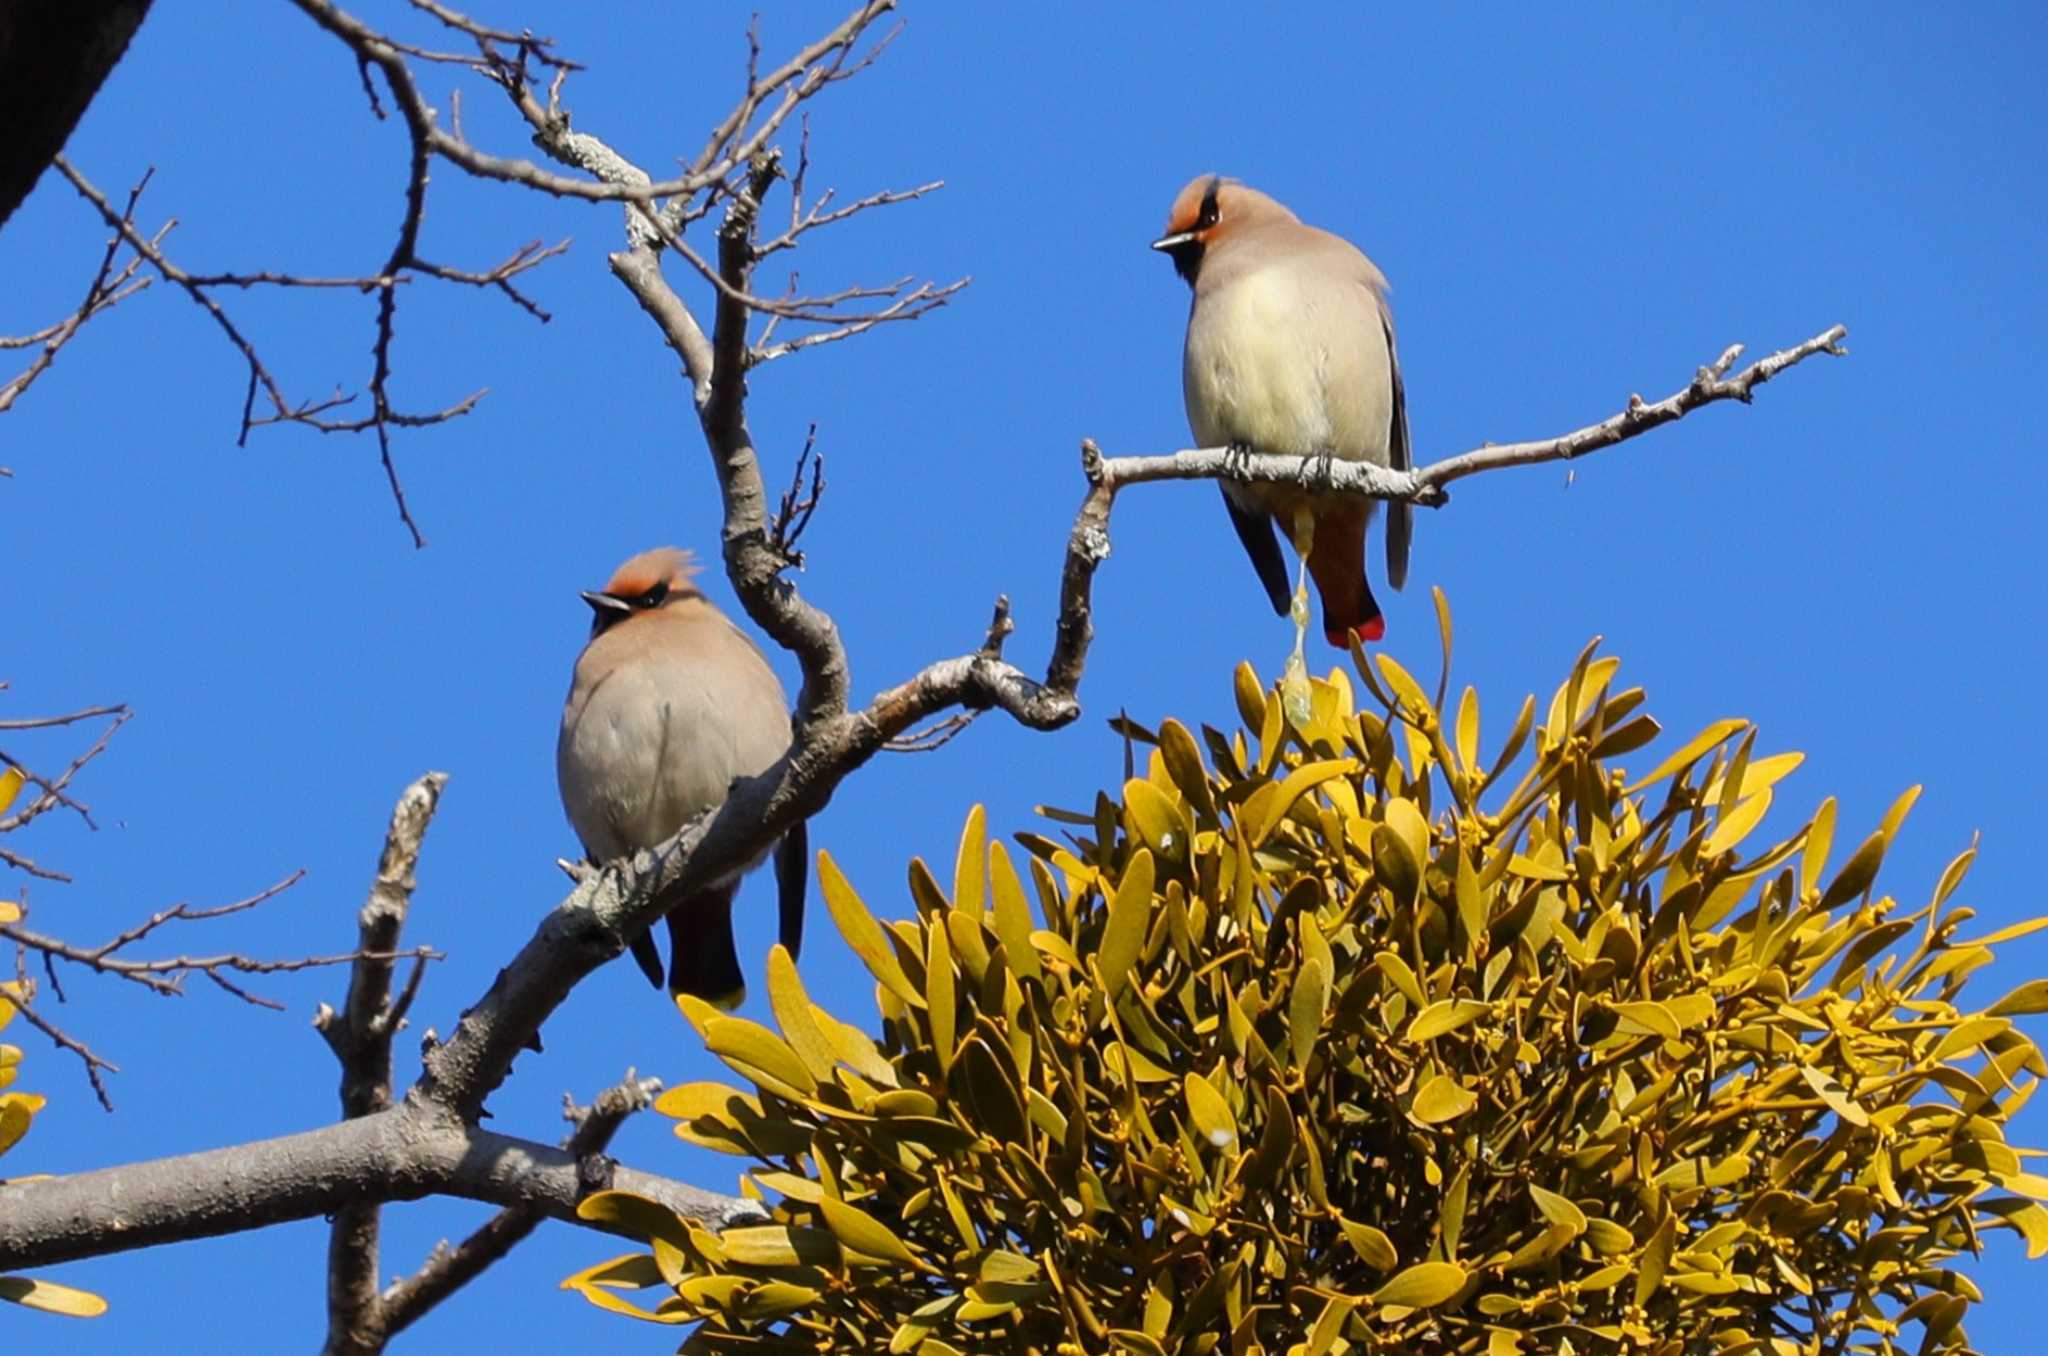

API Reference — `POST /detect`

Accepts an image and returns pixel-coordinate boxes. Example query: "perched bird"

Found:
[556,547,805,1008]
[1153,175,1412,646]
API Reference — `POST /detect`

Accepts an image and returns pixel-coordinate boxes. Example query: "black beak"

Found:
[581,590,631,616]
[1150,231,1195,252]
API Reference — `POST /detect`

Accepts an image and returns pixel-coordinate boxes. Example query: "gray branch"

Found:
[374,1073,664,1341]
[1087,325,1849,508]
[0,1107,758,1274]
[314,772,447,1356]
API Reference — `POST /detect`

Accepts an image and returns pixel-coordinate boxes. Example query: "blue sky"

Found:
[4,1,2046,1348]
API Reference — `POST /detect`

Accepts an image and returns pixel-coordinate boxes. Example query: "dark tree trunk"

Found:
[0,1,155,231]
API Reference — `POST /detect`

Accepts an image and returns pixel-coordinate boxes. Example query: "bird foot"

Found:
[1223,440,1256,481]
[1300,446,1335,490]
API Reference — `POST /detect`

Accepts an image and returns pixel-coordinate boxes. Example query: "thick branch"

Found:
[0,1106,758,1274]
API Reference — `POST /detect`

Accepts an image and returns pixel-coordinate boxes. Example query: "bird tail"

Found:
[775,821,808,960]
[666,883,746,1010]
[628,927,665,988]
[1306,504,1385,646]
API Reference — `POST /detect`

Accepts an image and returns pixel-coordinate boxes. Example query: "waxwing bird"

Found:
[556,547,806,1009]
[1153,175,1412,646]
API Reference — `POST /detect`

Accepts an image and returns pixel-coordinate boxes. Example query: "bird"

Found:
[555,546,805,1009]
[1152,174,1412,647]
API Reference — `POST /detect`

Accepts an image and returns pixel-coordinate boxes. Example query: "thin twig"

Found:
[7,997,120,1111]
[769,423,825,565]
[0,170,155,415]
[1084,326,1852,509]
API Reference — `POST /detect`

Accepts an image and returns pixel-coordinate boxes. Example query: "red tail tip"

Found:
[1326,617,1386,648]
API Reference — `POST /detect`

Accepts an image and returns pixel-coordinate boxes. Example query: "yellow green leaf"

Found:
[1635,1215,1676,1306]
[1877,784,1921,845]
[1622,718,1747,794]
[818,852,921,1008]
[1290,957,1328,1068]
[703,1015,818,1101]
[926,918,956,1073]
[1529,1184,1587,1234]
[1704,790,1772,857]
[1981,1197,2048,1259]
[1374,653,1434,721]
[1411,1074,1477,1124]
[1612,1001,1681,1041]
[575,1191,690,1249]
[0,1276,106,1318]
[1123,778,1185,859]
[986,843,1042,981]
[720,1226,806,1268]
[1455,687,1480,775]
[1097,849,1155,1000]
[654,1080,760,1123]
[1818,831,1886,912]
[1248,759,1355,845]
[1406,999,1491,1042]
[1801,796,1838,898]
[1989,979,2048,1017]
[1340,1216,1400,1270]
[0,767,23,819]
[1307,1291,1355,1354]
[1800,1066,1870,1127]
[766,945,838,1083]
[1183,1071,1238,1153]
[1963,916,2048,949]
[1374,951,1426,1006]
[1372,1260,1467,1309]
[979,1250,1039,1285]
[820,1196,921,1267]
[953,804,986,913]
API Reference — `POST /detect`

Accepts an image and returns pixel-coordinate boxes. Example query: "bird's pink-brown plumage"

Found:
[556,547,802,1008]
[1154,176,1412,646]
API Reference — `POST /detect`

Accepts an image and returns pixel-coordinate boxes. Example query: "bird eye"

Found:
[640,582,670,608]
[1197,201,1219,229]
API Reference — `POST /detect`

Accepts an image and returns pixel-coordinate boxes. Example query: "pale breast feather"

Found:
[1184,265,1334,456]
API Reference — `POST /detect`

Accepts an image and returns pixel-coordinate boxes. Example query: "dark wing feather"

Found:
[775,819,808,960]
[667,882,746,1008]
[628,927,665,988]
[1221,488,1292,615]
[1380,304,1412,591]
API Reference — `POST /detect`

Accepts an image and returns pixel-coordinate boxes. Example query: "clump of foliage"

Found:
[0,764,105,1319]
[567,609,2048,1354]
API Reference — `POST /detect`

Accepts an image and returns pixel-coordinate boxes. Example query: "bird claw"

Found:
[1302,446,1335,490]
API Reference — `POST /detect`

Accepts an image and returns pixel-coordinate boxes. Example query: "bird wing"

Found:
[1380,302,1412,591]
[1221,486,1293,615]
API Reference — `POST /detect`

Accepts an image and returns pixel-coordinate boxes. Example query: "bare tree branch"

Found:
[0,1110,760,1274]
[0,170,153,418]
[0,872,417,1005]
[374,1073,664,1343]
[4,992,120,1112]
[0,699,130,881]
[315,772,448,1356]
[1084,325,1851,508]
[44,125,565,548]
